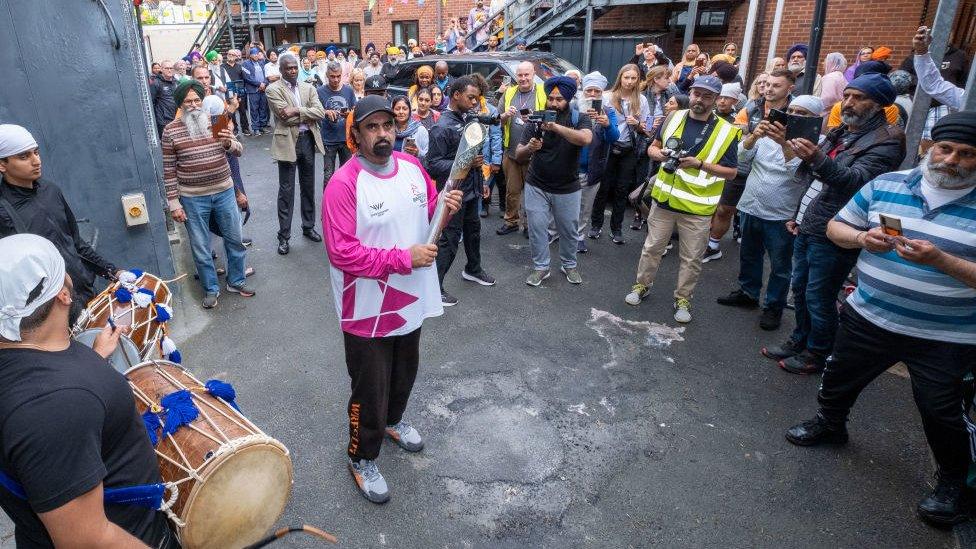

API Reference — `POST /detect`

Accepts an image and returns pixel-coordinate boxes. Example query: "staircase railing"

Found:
[458,0,589,52]
[232,0,317,26]
[189,0,230,56]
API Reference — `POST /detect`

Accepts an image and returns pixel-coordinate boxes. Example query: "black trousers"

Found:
[237,93,251,133]
[436,197,482,286]
[591,150,638,233]
[343,328,421,461]
[818,307,976,480]
[322,143,352,189]
[276,132,316,240]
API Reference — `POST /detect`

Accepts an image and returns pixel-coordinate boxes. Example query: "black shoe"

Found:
[277,237,290,255]
[761,339,803,361]
[587,226,601,240]
[779,350,826,375]
[785,415,849,446]
[242,237,253,248]
[577,239,588,253]
[702,247,723,263]
[440,290,458,307]
[303,228,322,242]
[759,308,783,331]
[630,217,645,231]
[717,289,759,309]
[611,231,624,245]
[480,209,488,218]
[480,200,489,218]
[917,473,973,526]
[496,224,518,236]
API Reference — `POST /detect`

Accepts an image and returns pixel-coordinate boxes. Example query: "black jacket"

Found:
[0,178,116,300]
[425,109,483,201]
[794,112,905,237]
[150,75,178,128]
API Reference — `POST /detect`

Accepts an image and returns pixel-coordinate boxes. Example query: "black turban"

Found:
[930,111,976,147]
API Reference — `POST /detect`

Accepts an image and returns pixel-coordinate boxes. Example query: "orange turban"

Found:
[871,46,892,61]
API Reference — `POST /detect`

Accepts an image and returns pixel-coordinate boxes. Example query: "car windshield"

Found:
[508,58,580,83]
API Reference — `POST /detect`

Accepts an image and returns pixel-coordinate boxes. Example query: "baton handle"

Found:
[425,181,457,245]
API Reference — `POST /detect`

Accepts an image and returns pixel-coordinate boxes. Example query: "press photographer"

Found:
[426,76,496,306]
[515,76,593,287]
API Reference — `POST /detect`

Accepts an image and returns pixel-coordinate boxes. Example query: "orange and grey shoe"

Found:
[385,420,424,452]
[347,458,390,504]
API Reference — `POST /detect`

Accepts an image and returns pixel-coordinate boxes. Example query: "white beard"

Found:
[921,153,976,190]
[184,108,212,140]
[788,62,804,73]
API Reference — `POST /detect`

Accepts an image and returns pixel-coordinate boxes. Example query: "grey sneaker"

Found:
[385,420,424,452]
[525,269,550,286]
[674,298,692,323]
[561,266,582,284]
[225,282,256,297]
[202,292,219,309]
[347,458,390,504]
[625,283,649,306]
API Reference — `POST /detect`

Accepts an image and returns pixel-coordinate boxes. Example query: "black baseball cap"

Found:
[364,74,388,92]
[353,95,394,124]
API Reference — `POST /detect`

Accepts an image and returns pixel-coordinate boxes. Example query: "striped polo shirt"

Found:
[834,168,976,344]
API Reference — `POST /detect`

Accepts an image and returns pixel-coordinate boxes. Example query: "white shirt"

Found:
[913,53,963,109]
[920,177,972,210]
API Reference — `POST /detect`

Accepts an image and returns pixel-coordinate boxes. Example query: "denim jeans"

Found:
[737,212,795,311]
[525,183,581,270]
[789,233,860,356]
[577,176,600,241]
[181,187,247,294]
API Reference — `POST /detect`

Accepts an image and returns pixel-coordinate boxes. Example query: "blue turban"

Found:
[846,73,896,107]
[787,43,808,59]
[544,76,578,102]
[853,60,891,78]
[249,47,260,55]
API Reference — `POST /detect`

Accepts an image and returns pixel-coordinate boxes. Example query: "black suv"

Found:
[386,52,580,99]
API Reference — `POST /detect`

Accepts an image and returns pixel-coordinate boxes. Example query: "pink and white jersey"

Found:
[322,152,442,338]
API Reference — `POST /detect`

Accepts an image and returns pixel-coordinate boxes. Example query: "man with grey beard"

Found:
[786,43,821,97]
[760,73,905,375]
[786,111,976,527]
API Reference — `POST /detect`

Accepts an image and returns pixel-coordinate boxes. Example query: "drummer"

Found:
[0,124,122,322]
[0,234,178,547]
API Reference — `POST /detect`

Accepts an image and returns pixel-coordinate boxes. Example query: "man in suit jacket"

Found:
[266,53,327,255]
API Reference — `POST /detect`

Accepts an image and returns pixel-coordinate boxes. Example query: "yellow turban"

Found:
[387,46,401,55]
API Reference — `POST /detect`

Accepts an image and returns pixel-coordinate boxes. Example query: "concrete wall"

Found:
[0,0,175,278]
[143,23,204,64]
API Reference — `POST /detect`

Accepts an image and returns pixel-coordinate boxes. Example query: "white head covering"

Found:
[0,125,38,159]
[790,94,825,116]
[719,83,742,99]
[581,71,608,91]
[0,234,66,341]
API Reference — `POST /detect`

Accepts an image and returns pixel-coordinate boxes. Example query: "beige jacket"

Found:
[265,79,326,162]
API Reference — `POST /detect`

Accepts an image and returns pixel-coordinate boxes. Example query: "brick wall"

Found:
[314,0,478,47]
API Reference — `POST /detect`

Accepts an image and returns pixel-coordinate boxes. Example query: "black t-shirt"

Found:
[222,61,245,83]
[0,342,170,548]
[523,109,593,194]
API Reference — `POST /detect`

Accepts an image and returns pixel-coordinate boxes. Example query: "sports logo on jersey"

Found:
[409,183,426,206]
[368,201,389,217]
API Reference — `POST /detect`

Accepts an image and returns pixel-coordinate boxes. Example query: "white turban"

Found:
[0,124,38,159]
[0,234,66,341]
[581,71,608,91]
[720,83,742,99]
[790,94,825,116]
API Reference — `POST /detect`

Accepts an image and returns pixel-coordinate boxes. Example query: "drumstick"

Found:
[243,524,338,548]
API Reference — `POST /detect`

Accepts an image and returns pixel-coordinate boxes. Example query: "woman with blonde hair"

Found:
[747,72,769,101]
[350,68,366,100]
[589,64,650,244]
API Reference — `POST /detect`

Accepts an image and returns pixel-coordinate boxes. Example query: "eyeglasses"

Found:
[182,98,203,106]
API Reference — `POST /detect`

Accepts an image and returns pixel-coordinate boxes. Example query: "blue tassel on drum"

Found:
[205,380,241,411]
[114,287,133,303]
[142,410,161,446]
[160,336,182,364]
[154,304,171,322]
[129,268,144,279]
[161,390,198,437]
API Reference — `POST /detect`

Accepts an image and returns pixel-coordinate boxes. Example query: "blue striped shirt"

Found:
[834,168,976,344]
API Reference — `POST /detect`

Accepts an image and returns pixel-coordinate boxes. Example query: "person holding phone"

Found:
[671,43,701,88]
[317,61,357,193]
[576,71,619,254]
[786,111,976,527]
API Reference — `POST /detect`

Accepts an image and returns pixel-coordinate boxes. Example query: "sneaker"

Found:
[778,350,826,375]
[225,282,255,297]
[759,308,783,331]
[496,223,518,235]
[561,266,582,284]
[462,270,496,286]
[440,290,458,307]
[242,237,253,248]
[662,242,673,257]
[917,472,973,526]
[548,233,559,245]
[630,217,645,231]
[385,420,424,452]
[202,293,219,309]
[716,289,759,309]
[577,239,588,253]
[525,270,550,286]
[673,298,692,323]
[347,458,390,504]
[761,339,803,361]
[610,231,624,245]
[702,247,723,263]
[785,415,849,446]
[587,226,601,239]
[625,283,650,306]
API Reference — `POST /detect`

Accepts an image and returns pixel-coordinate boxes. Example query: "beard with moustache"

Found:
[183,107,212,140]
[788,61,804,73]
[920,151,976,190]
[840,103,881,128]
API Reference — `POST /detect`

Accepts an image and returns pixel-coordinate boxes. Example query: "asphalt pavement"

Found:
[0,132,958,548]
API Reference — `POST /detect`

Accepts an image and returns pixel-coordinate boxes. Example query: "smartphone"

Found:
[501,75,512,86]
[211,113,231,139]
[695,56,705,68]
[767,108,788,126]
[879,214,903,237]
[404,137,416,149]
[590,98,602,112]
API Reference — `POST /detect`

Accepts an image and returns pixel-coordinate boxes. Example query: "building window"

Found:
[339,23,361,49]
[668,8,729,36]
[297,25,315,43]
[392,20,419,46]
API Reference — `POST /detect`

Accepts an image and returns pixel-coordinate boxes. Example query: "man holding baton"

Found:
[323,95,462,504]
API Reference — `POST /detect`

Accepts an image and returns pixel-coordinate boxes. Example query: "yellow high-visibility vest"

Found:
[501,83,547,148]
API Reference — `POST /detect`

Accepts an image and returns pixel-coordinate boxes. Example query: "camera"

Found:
[661,136,686,175]
[523,109,557,139]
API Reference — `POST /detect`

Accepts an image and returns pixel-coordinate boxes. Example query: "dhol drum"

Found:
[74,328,142,373]
[74,272,174,360]
[126,360,293,549]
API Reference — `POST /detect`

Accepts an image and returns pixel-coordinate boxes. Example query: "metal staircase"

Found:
[189,0,316,56]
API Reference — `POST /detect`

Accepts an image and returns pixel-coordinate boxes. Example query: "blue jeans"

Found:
[525,183,580,270]
[181,188,247,294]
[247,92,268,132]
[737,212,795,311]
[789,233,860,356]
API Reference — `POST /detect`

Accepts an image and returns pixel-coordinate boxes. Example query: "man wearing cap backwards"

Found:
[762,73,906,374]
[322,95,462,504]
[266,53,327,256]
[786,111,976,527]
[162,79,253,308]
[0,125,120,322]
[623,75,740,323]
[242,47,270,134]
[0,234,178,548]
[717,95,823,331]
